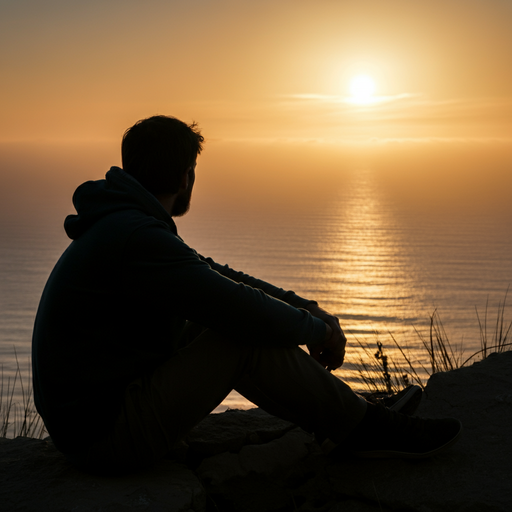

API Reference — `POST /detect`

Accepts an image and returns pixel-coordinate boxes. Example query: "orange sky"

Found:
[1,0,511,222]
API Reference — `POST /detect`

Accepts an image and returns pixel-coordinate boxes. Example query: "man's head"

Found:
[121,115,204,198]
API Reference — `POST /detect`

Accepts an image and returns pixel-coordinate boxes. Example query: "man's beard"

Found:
[171,189,192,217]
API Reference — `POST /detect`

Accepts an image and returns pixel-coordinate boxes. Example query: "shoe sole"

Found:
[351,419,463,459]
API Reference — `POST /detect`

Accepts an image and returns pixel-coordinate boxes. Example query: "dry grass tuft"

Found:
[352,291,512,394]
[0,349,47,439]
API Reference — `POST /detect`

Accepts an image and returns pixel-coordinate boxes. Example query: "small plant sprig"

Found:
[374,342,392,394]
[354,334,414,394]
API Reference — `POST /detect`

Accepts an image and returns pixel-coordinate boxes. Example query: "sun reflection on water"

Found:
[304,169,411,329]
[295,169,433,390]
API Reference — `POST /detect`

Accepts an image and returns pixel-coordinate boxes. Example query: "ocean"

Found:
[1,167,511,417]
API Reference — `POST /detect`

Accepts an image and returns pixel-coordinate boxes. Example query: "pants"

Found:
[78,328,367,473]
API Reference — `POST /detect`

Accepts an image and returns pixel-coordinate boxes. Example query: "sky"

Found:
[1,0,511,223]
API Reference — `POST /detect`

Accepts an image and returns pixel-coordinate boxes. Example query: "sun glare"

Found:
[348,74,377,104]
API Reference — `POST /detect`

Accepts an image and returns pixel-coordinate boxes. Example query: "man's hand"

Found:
[305,304,346,371]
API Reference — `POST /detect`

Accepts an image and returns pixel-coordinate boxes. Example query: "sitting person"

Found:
[32,115,462,474]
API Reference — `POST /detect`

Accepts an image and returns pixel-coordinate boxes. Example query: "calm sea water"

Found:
[1,169,511,416]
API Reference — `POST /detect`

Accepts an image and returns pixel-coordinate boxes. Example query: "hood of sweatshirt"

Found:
[64,166,176,240]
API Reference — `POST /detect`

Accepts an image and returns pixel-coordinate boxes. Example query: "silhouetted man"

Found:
[32,115,461,474]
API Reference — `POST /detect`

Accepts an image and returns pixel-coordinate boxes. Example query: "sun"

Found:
[348,74,377,104]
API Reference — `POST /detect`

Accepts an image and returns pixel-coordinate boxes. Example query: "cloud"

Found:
[288,93,418,106]
[286,92,512,117]
[279,93,512,137]
[217,135,512,147]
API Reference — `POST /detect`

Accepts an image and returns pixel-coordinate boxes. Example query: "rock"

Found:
[1,352,511,512]
[198,427,313,486]
[186,407,296,459]
[194,420,317,512]
[327,351,512,512]
[0,437,206,512]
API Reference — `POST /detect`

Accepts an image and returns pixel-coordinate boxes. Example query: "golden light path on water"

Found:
[308,170,416,390]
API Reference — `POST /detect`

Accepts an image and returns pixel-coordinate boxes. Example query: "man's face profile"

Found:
[171,163,196,217]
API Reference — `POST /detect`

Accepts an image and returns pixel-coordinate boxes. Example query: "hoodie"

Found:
[32,166,326,453]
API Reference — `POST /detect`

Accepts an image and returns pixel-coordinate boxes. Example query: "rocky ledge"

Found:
[1,351,511,512]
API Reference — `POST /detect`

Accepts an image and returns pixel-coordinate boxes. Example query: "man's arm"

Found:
[199,255,315,310]
[199,255,346,370]
[124,227,327,348]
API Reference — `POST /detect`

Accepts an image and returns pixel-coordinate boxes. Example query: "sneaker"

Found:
[347,404,462,459]
[317,386,423,455]
[363,385,423,416]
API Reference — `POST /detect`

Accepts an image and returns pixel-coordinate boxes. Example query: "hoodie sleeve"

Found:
[197,254,317,310]
[123,221,326,348]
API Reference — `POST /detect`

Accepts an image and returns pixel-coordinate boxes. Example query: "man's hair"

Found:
[121,115,204,195]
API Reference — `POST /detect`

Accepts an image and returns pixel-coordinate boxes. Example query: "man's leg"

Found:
[233,344,366,442]
[82,329,366,473]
